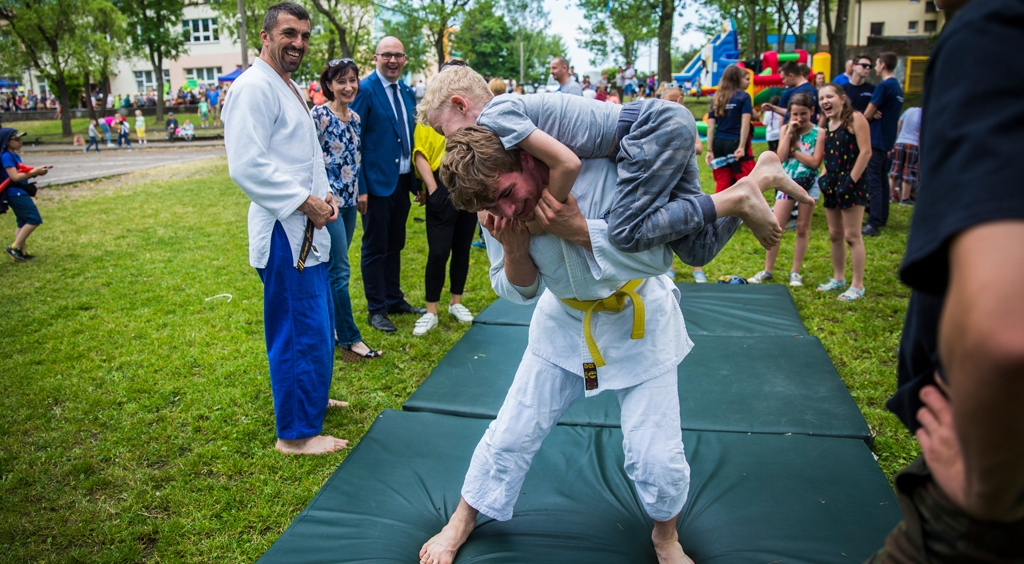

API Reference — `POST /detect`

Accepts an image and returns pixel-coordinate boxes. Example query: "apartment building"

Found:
[108,2,254,96]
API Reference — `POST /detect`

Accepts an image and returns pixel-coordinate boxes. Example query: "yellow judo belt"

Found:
[559,279,646,369]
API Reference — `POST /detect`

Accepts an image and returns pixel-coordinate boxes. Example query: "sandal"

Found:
[837,287,866,302]
[816,278,846,292]
[339,344,383,362]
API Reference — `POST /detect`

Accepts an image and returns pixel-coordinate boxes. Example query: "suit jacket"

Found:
[351,70,421,198]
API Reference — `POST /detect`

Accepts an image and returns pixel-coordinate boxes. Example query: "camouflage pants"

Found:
[866,455,1024,563]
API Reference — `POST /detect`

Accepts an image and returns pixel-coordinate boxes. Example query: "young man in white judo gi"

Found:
[416,123,696,563]
[223,2,347,456]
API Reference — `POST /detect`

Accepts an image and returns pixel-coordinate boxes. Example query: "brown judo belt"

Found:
[296,219,316,273]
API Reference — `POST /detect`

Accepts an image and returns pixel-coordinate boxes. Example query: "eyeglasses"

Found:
[858,63,872,68]
[329,58,354,67]
[663,83,680,89]
[375,52,407,61]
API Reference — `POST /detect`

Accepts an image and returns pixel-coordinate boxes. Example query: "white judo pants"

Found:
[461,351,691,522]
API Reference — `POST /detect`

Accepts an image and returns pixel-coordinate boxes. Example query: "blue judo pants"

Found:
[257,221,335,440]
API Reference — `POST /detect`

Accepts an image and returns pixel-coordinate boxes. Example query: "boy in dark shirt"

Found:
[760,61,818,125]
[869,0,1024,559]
[842,55,875,113]
[862,52,904,236]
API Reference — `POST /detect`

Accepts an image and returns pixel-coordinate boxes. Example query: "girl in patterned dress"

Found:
[748,93,825,287]
[313,59,382,361]
[816,84,872,301]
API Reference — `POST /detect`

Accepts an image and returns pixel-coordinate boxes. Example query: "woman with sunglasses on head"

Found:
[313,58,383,361]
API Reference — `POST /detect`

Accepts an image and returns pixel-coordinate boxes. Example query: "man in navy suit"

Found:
[352,36,426,332]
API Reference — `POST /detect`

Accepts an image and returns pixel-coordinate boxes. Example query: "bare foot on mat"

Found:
[420,498,478,564]
[275,435,348,455]
[327,399,349,409]
[652,519,694,564]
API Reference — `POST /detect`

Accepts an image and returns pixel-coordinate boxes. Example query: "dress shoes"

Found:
[388,302,428,315]
[861,224,881,237]
[368,312,397,332]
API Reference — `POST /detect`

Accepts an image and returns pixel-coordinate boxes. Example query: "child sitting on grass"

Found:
[417,64,813,268]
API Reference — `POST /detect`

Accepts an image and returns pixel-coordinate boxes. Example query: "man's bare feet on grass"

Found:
[420,498,478,564]
[327,398,349,409]
[275,435,348,455]
[749,151,815,205]
[652,520,695,564]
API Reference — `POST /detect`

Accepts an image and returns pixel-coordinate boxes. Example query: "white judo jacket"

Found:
[483,159,693,395]
[223,57,332,269]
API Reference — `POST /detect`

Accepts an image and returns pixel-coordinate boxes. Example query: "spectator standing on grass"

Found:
[415,79,426,101]
[350,36,427,333]
[834,59,854,86]
[312,57,383,362]
[1,128,49,262]
[869,0,1024,559]
[761,61,818,125]
[550,57,582,96]
[410,117,477,336]
[117,115,131,147]
[223,1,347,456]
[134,110,147,145]
[764,95,782,152]
[85,119,100,153]
[198,96,210,128]
[889,106,921,205]
[843,55,875,114]
[816,84,871,302]
[861,52,904,237]
[101,115,113,146]
[208,86,222,127]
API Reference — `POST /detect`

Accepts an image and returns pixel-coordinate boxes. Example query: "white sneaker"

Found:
[412,313,438,336]
[789,272,803,287]
[748,270,774,284]
[448,303,474,323]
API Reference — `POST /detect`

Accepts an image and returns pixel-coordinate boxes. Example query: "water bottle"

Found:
[709,155,737,170]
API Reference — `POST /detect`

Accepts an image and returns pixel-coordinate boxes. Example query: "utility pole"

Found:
[519,40,525,86]
[238,0,248,68]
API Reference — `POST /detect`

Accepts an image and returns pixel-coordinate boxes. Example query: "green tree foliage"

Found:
[690,0,820,62]
[209,0,276,56]
[379,0,474,71]
[307,0,375,67]
[453,0,515,79]
[116,0,187,122]
[0,0,125,136]
[501,0,565,85]
[576,0,659,67]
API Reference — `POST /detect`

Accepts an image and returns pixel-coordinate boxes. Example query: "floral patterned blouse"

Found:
[312,104,361,208]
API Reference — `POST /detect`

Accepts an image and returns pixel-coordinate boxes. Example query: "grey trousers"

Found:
[609,99,742,267]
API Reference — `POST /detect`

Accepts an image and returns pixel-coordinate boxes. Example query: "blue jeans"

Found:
[326,205,362,347]
[101,123,111,144]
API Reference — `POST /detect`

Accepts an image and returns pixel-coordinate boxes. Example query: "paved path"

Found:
[25,145,226,187]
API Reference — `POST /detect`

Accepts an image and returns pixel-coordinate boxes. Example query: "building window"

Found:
[134,69,171,93]
[184,18,218,43]
[870,22,885,36]
[925,1,938,11]
[185,67,223,87]
[908,20,919,33]
[924,19,938,32]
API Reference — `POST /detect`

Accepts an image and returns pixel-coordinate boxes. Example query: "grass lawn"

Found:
[0,149,917,562]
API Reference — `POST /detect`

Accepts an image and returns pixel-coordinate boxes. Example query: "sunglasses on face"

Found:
[376,52,407,61]
[329,58,354,67]
[858,63,872,68]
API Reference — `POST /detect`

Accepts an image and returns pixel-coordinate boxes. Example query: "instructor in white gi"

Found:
[223,2,347,456]
[420,126,694,564]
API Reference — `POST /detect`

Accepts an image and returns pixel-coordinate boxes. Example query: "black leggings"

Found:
[425,174,478,303]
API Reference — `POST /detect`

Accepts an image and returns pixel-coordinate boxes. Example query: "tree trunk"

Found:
[84,71,97,123]
[794,0,806,49]
[151,47,165,123]
[825,0,850,78]
[100,76,110,118]
[56,77,73,137]
[657,0,673,85]
[436,30,446,65]
[745,2,757,59]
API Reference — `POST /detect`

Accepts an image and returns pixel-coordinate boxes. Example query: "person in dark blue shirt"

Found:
[869,0,1024,559]
[0,128,49,261]
[842,54,875,113]
[705,65,755,192]
[760,61,818,124]
[862,51,904,236]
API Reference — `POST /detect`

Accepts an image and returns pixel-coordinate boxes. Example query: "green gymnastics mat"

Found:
[257,410,900,564]
[402,325,871,441]
[472,283,810,337]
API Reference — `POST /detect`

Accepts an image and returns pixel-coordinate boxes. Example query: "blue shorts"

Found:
[7,193,42,227]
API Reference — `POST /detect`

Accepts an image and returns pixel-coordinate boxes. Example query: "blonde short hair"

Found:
[416,65,494,125]
[488,77,507,97]
[439,126,521,212]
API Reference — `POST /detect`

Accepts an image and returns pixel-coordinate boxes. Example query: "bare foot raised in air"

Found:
[725,177,783,250]
[652,520,695,564]
[327,398,349,409]
[420,498,478,564]
[275,435,348,455]
[748,150,815,205]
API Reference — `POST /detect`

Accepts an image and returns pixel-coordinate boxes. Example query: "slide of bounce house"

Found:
[676,20,832,141]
